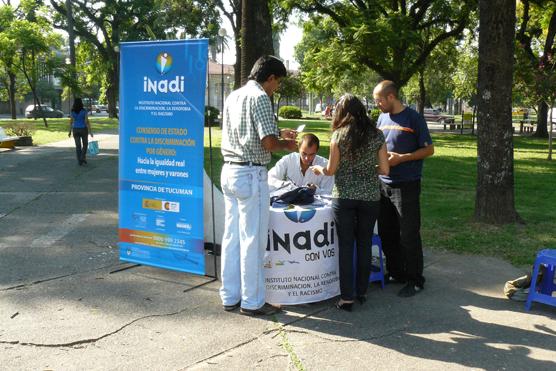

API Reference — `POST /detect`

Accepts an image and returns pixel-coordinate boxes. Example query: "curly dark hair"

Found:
[331,94,379,158]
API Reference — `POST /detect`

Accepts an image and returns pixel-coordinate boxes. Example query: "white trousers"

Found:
[219,164,269,310]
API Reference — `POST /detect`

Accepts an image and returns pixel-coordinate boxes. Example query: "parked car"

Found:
[422,108,454,124]
[92,104,107,113]
[25,105,64,119]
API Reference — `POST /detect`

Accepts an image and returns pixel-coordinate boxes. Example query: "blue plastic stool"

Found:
[525,249,556,311]
[369,234,385,288]
[352,234,385,289]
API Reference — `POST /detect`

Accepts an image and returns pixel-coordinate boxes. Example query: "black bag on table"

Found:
[270,186,315,206]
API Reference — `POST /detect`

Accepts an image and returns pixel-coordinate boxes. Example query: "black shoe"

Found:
[356,295,367,305]
[335,300,353,312]
[78,160,83,166]
[240,303,281,316]
[223,301,240,312]
[82,159,87,164]
[398,282,424,298]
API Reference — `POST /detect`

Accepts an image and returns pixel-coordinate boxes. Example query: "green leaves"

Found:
[293,0,475,90]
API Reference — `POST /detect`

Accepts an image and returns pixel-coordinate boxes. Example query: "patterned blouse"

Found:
[331,127,385,202]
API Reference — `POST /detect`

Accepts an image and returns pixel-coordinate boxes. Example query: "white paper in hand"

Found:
[296,124,306,133]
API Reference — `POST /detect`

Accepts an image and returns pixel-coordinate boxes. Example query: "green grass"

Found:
[0,117,119,145]
[205,118,556,266]
[422,134,556,266]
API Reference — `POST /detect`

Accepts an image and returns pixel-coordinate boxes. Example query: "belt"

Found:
[225,161,265,167]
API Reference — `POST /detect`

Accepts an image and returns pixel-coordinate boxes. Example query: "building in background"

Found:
[205,60,234,114]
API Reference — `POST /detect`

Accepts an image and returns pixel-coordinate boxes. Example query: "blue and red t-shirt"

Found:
[377,107,432,184]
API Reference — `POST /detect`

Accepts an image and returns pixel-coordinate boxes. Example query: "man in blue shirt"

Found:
[373,80,434,297]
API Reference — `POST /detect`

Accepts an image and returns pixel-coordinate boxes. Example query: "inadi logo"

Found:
[156,52,173,75]
[283,206,317,223]
[144,52,184,95]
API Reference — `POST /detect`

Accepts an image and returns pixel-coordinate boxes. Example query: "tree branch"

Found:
[73,0,112,52]
[404,17,468,85]
[516,0,545,66]
[351,0,367,10]
[542,8,556,63]
[359,54,392,81]
[400,0,407,16]
[293,1,347,27]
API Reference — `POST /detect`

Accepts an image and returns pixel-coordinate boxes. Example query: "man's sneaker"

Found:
[397,282,424,298]
[223,301,241,312]
[240,303,281,316]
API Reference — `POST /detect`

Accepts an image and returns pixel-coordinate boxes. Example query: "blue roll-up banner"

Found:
[118,39,208,275]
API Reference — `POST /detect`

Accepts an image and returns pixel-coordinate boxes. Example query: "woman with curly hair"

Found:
[311,94,389,311]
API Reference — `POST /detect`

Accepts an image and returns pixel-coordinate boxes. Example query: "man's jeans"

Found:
[378,180,425,286]
[219,164,269,310]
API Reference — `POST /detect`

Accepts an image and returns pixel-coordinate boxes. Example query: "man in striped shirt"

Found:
[220,56,297,316]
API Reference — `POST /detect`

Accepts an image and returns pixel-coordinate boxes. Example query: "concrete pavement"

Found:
[0,135,555,370]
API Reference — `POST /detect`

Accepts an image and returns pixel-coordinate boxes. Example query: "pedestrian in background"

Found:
[68,97,93,166]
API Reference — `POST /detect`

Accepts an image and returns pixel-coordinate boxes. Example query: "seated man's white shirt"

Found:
[268,153,334,195]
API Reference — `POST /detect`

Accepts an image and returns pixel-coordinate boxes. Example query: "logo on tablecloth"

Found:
[283,206,317,223]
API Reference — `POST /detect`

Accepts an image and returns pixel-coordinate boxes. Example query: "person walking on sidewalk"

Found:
[220,55,297,316]
[373,80,434,298]
[68,98,93,166]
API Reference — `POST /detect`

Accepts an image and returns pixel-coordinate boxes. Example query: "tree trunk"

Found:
[233,3,242,89]
[475,0,520,224]
[534,101,548,138]
[233,38,242,89]
[417,70,426,114]
[106,66,119,118]
[21,53,48,127]
[548,104,554,160]
[66,0,76,99]
[8,71,16,119]
[106,57,119,118]
[240,0,274,85]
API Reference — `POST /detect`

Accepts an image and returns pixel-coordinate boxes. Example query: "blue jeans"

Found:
[219,164,269,310]
[73,127,88,163]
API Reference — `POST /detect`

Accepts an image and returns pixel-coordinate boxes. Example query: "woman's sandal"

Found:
[336,300,353,312]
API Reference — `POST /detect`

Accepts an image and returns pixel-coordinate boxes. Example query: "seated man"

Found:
[268,133,334,196]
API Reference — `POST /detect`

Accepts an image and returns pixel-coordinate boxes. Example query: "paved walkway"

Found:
[0,136,555,370]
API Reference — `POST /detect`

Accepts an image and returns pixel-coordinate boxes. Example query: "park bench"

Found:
[519,119,535,134]
[0,127,20,149]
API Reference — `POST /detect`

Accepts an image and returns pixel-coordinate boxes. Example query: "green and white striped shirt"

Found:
[221,80,279,165]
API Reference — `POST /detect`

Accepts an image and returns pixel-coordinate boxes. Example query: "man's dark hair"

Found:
[300,133,320,150]
[248,55,287,83]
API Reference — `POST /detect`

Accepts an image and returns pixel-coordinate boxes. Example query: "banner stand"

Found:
[119,40,208,276]
[205,64,219,279]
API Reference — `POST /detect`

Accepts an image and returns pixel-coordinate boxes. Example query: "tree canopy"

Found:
[50,0,220,117]
[287,0,476,87]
